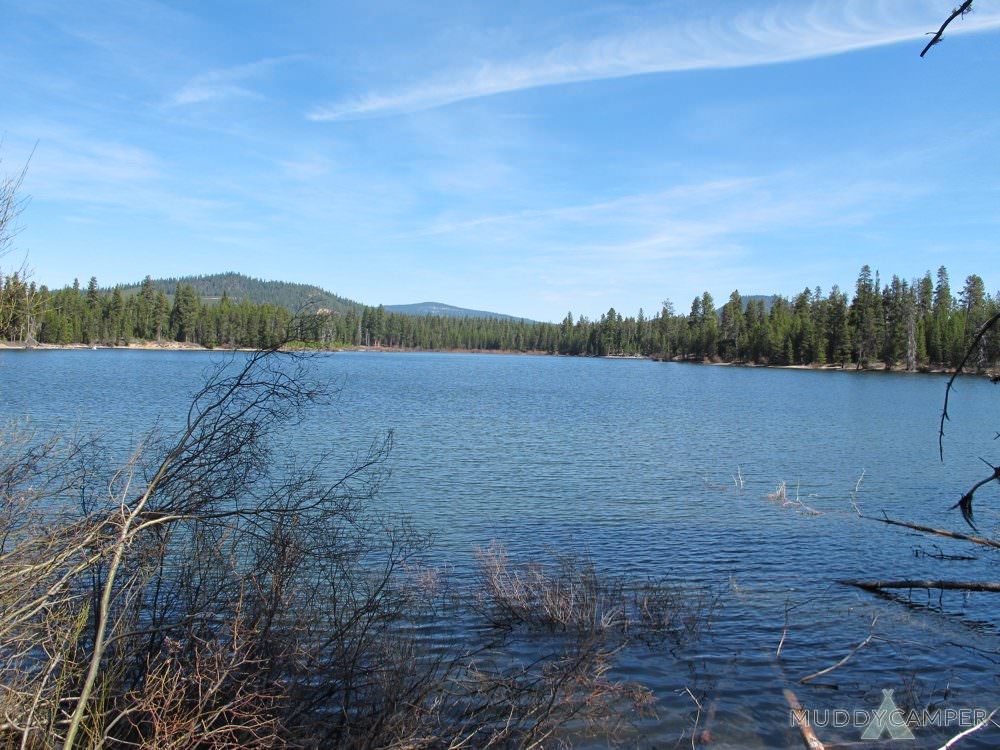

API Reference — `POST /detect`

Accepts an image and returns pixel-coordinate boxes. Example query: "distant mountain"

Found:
[383,301,529,321]
[114,272,364,315]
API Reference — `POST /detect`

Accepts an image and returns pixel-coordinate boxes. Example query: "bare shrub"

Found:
[475,541,713,644]
[0,351,713,748]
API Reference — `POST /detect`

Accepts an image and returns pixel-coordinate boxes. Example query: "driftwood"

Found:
[840,580,1000,594]
[783,689,825,750]
[863,514,1000,550]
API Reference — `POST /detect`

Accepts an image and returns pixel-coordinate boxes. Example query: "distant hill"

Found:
[114,272,364,314]
[716,294,779,315]
[383,301,529,321]
[112,273,529,321]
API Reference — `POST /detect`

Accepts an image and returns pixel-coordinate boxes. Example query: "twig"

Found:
[799,619,877,684]
[849,469,865,516]
[680,687,701,750]
[913,544,977,562]
[776,602,790,659]
[921,0,975,58]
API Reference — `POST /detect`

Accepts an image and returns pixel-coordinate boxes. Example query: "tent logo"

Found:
[861,689,915,741]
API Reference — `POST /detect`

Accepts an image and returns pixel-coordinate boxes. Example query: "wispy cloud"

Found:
[407,179,757,239]
[6,126,267,235]
[169,55,302,106]
[309,0,1000,120]
[407,165,926,269]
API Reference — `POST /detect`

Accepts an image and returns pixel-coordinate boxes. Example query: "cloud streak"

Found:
[406,166,926,269]
[170,55,302,107]
[309,0,1000,120]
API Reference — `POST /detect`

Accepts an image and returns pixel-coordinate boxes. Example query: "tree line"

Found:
[1,266,997,370]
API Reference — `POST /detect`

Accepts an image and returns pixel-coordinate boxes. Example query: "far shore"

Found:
[1,340,994,379]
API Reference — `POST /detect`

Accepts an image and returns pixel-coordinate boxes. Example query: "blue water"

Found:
[2,349,998,748]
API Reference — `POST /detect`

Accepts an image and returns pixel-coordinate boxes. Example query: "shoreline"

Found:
[0,341,553,355]
[1,341,994,378]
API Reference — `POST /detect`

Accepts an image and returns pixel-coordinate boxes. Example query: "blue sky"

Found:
[2,0,999,321]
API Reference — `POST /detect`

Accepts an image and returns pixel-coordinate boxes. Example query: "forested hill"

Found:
[383,302,529,321]
[113,273,525,320]
[113,273,364,315]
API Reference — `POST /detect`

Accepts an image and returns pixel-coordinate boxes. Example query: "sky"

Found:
[2,0,999,322]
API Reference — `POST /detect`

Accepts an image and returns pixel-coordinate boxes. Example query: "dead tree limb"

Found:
[939,310,1000,460]
[935,304,1000,527]
[921,1,975,57]
[839,580,1000,593]
[863,513,1000,549]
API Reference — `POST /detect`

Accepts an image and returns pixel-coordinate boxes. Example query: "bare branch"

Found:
[921,1,975,57]
[939,311,1000,461]
[840,579,1000,593]
[862,512,1000,549]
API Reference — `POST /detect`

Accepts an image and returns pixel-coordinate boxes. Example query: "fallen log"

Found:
[863,514,1000,549]
[839,580,1000,593]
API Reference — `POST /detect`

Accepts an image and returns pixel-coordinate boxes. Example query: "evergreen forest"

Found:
[1,266,997,370]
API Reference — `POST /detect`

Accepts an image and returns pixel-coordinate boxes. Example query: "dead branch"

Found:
[913,544,977,561]
[840,579,1000,593]
[776,601,790,659]
[849,469,865,516]
[935,309,1000,527]
[921,1,975,57]
[862,513,1000,549]
[767,481,823,516]
[679,687,701,750]
[799,618,877,684]
[939,311,1000,459]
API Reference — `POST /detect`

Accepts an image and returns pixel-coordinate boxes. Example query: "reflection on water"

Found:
[2,349,998,748]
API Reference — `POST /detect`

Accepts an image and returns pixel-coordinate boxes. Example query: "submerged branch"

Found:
[862,513,1000,549]
[839,580,1000,593]
[783,689,825,750]
[798,618,877,684]
[935,706,999,750]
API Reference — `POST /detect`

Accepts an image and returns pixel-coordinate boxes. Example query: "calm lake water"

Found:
[2,350,998,748]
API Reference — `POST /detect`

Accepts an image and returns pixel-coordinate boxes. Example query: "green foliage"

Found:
[1,266,997,370]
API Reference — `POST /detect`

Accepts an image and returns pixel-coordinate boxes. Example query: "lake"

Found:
[2,349,998,748]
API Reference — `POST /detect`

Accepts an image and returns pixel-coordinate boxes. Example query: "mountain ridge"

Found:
[112,272,528,321]
[383,301,529,321]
